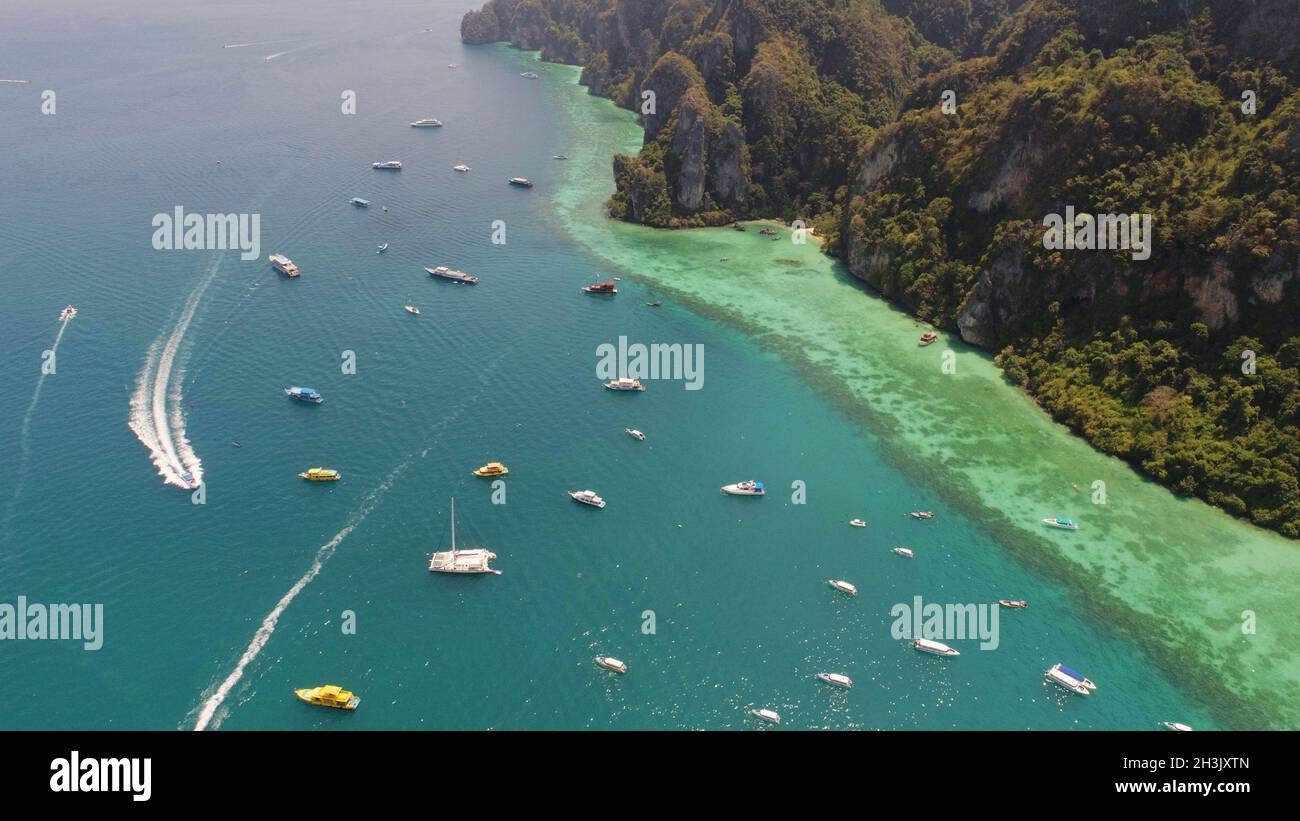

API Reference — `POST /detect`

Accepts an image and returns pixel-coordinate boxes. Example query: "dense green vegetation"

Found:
[464,0,1300,537]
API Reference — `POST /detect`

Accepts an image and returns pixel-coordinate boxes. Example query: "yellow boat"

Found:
[472,462,509,477]
[294,684,360,710]
[298,467,341,481]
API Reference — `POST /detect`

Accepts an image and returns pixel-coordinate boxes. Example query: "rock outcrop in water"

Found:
[462,0,1300,538]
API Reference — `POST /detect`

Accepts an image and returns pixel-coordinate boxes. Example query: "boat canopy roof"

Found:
[1058,664,1085,681]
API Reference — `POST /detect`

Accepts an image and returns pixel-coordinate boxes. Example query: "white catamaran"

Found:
[429,497,500,575]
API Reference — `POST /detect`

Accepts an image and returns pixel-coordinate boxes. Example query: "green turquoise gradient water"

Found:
[0,0,1291,731]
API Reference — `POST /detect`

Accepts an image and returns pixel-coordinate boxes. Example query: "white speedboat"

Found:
[892,547,914,558]
[594,655,627,674]
[1044,663,1095,695]
[428,497,500,575]
[58,304,77,322]
[603,378,645,392]
[848,518,867,528]
[751,708,781,724]
[721,480,764,496]
[568,489,606,509]
[1160,722,1194,732]
[410,118,443,127]
[376,243,388,253]
[625,428,646,441]
[452,163,471,172]
[1042,517,1079,530]
[403,305,420,316]
[827,579,858,596]
[520,71,540,79]
[372,160,402,170]
[913,638,960,657]
[816,672,853,689]
[426,265,478,284]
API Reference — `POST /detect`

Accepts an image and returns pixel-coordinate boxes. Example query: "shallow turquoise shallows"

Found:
[1,0,1294,730]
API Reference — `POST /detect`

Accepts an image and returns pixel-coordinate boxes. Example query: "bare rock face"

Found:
[967,138,1040,213]
[957,248,1029,348]
[460,6,501,44]
[1184,260,1240,330]
[709,120,748,207]
[642,53,706,141]
[671,93,709,210]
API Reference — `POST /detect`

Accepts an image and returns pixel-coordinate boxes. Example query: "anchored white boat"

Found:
[568,489,606,509]
[1044,663,1095,695]
[848,518,867,528]
[452,163,471,172]
[403,305,420,316]
[1042,517,1079,530]
[428,497,500,575]
[1160,722,1193,732]
[372,160,402,170]
[625,428,646,441]
[892,547,914,558]
[594,655,627,674]
[426,265,478,284]
[827,579,858,596]
[410,118,443,127]
[913,638,960,657]
[816,672,853,689]
[751,708,781,724]
[603,378,645,392]
[721,480,764,496]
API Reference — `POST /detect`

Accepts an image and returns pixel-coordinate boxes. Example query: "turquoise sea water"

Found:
[0,0,1292,730]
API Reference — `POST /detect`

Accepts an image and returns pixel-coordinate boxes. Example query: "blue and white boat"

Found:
[1044,663,1096,695]
[350,197,370,207]
[284,387,323,404]
[180,471,198,488]
[721,480,764,496]
[1042,517,1079,530]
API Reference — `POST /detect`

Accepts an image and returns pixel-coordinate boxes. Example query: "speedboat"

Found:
[625,428,646,441]
[377,243,388,253]
[372,160,402,170]
[294,685,359,710]
[410,118,443,127]
[284,386,323,403]
[426,265,478,284]
[827,579,858,596]
[403,305,420,316]
[603,378,645,392]
[751,708,781,724]
[998,599,1029,609]
[1160,722,1194,732]
[452,163,471,172]
[473,462,508,477]
[816,672,853,689]
[568,489,606,509]
[180,471,198,488]
[58,304,77,322]
[350,197,370,207]
[1044,663,1096,695]
[594,655,627,673]
[554,154,568,160]
[269,253,301,278]
[582,280,617,294]
[892,547,914,558]
[298,467,341,481]
[520,71,540,79]
[919,331,939,346]
[913,638,960,657]
[848,518,867,528]
[428,497,500,575]
[1042,518,1079,530]
[508,177,534,188]
[721,480,764,496]
[909,511,934,519]
[231,440,241,448]
[644,300,663,307]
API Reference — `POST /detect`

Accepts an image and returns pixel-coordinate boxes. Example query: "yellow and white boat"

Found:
[298,467,341,481]
[472,462,509,477]
[294,684,360,710]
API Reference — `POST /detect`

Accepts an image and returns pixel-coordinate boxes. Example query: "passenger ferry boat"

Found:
[569,489,606,509]
[603,378,645,392]
[284,386,323,403]
[913,638,960,656]
[582,280,618,294]
[594,655,627,673]
[816,672,853,689]
[827,579,858,596]
[410,118,443,127]
[508,177,534,188]
[372,160,402,170]
[269,253,300,278]
[919,331,939,346]
[848,518,867,528]
[1044,663,1096,695]
[294,684,360,710]
[1042,517,1079,530]
[429,497,501,575]
[350,197,370,207]
[473,462,508,477]
[751,708,781,724]
[58,304,77,322]
[426,265,478,284]
[721,480,764,496]
[625,428,646,441]
[298,467,341,481]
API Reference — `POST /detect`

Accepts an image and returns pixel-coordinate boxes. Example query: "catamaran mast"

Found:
[450,497,456,551]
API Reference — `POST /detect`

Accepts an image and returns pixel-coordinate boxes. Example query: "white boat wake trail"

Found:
[4,314,74,529]
[190,462,409,731]
[129,262,218,489]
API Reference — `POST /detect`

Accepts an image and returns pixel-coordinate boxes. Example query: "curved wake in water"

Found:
[190,462,409,731]
[4,313,74,528]
[128,263,218,489]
